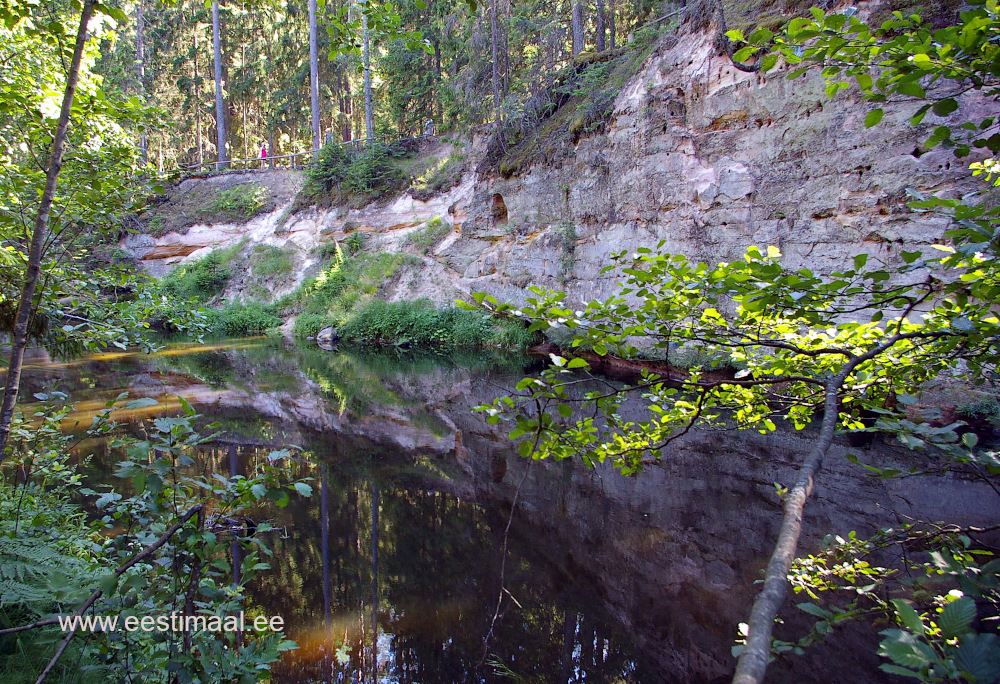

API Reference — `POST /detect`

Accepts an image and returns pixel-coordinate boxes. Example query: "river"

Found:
[17,337,1000,683]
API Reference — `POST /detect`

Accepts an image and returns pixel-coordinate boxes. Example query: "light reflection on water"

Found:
[22,338,657,683]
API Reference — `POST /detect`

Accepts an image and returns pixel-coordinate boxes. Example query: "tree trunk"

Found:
[732,336,907,684]
[595,0,606,52]
[362,12,374,142]
[337,61,352,143]
[136,0,147,165]
[308,0,321,152]
[0,0,96,464]
[370,483,380,684]
[211,0,228,169]
[608,0,616,50]
[489,0,501,111]
[572,1,585,56]
[194,34,203,167]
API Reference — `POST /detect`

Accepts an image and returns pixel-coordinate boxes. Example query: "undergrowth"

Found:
[205,302,282,336]
[159,241,246,301]
[300,141,410,209]
[279,250,536,349]
[209,184,269,218]
[405,217,450,254]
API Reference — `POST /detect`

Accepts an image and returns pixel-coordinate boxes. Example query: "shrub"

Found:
[344,231,366,255]
[206,302,281,336]
[304,143,352,198]
[955,397,1000,428]
[337,299,540,349]
[293,312,334,338]
[209,184,269,218]
[345,143,405,198]
[161,251,231,301]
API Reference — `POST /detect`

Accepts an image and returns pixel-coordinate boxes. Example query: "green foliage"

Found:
[251,244,295,278]
[277,252,407,322]
[344,230,367,255]
[160,242,245,302]
[293,312,336,338]
[300,142,408,208]
[344,143,406,200]
[405,217,451,254]
[555,221,578,283]
[206,302,282,336]
[1,396,309,682]
[208,184,269,218]
[781,524,1000,683]
[956,397,1000,429]
[339,299,538,348]
[305,143,353,198]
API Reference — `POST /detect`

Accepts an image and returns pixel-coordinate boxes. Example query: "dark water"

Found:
[22,337,984,683]
[19,339,660,683]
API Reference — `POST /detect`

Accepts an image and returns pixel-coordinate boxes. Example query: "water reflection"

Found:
[22,339,653,683]
[253,455,652,683]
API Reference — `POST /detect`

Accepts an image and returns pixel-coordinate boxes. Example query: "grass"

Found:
[279,250,538,349]
[159,241,246,301]
[405,217,451,254]
[209,184,270,219]
[338,299,539,349]
[204,302,282,336]
[251,244,295,278]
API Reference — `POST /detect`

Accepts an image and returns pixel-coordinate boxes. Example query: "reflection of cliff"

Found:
[23,341,1000,683]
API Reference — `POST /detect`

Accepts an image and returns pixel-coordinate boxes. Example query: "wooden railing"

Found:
[180,133,433,175]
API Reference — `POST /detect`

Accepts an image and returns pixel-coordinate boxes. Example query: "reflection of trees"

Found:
[28,340,655,682]
[253,453,649,684]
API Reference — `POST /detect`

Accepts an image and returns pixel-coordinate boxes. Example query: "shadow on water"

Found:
[21,337,998,683]
[20,338,653,683]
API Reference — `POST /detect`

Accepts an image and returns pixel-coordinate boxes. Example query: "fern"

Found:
[0,537,98,615]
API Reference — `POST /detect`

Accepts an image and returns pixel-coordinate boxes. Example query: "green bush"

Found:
[338,299,539,349]
[206,302,282,336]
[293,312,335,338]
[209,184,269,218]
[304,143,352,197]
[955,397,1000,428]
[160,247,239,301]
[344,231,366,255]
[345,143,405,198]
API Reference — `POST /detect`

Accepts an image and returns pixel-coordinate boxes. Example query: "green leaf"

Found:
[797,602,833,619]
[293,482,313,498]
[891,599,925,635]
[865,108,884,128]
[878,630,934,669]
[938,597,976,638]
[932,98,958,116]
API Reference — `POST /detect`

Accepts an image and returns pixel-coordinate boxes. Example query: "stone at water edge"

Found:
[316,327,339,345]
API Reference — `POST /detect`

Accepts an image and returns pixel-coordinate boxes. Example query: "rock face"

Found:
[132,23,988,311]
[447,26,988,307]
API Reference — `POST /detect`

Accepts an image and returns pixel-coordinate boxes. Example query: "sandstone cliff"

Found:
[127,17,986,312]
